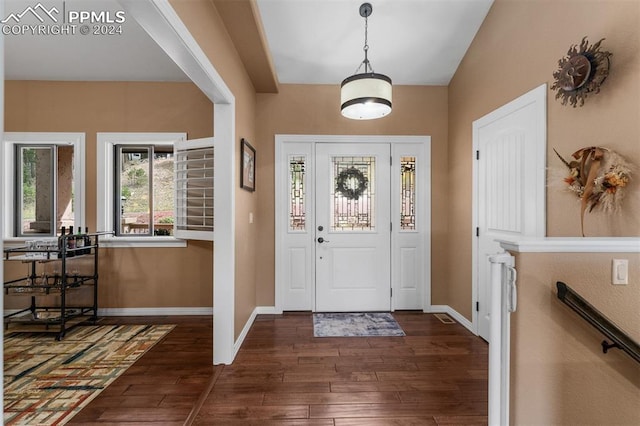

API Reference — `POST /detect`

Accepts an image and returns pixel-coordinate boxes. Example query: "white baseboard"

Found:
[425,305,475,334]
[255,306,280,315]
[98,307,213,316]
[233,307,258,358]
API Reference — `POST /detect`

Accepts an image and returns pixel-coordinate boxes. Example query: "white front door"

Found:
[473,84,546,341]
[315,143,391,312]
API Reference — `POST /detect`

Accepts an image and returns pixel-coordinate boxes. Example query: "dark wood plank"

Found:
[194,420,333,426]
[97,407,192,422]
[434,415,489,425]
[194,404,310,420]
[335,418,438,426]
[263,391,401,405]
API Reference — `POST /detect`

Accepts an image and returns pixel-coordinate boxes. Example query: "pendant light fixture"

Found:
[341,2,392,120]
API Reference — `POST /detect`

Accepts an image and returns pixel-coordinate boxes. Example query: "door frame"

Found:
[471,84,547,335]
[275,134,431,313]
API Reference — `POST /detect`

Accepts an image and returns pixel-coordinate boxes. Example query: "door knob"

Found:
[317,237,329,243]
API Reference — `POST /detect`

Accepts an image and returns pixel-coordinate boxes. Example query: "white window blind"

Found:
[174,137,214,241]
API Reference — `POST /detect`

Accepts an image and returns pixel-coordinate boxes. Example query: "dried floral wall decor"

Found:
[551,37,612,107]
[554,147,632,236]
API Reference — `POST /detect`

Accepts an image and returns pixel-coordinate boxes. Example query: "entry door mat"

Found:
[3,324,175,425]
[313,313,406,337]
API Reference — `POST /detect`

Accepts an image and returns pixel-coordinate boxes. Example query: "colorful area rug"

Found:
[313,312,405,337]
[3,324,175,425]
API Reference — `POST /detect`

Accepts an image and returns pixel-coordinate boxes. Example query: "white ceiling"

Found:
[4,0,494,86]
[255,0,494,85]
[3,0,189,81]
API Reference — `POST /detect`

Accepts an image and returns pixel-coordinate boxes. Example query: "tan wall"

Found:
[448,0,640,423]
[169,0,259,338]
[255,84,449,306]
[4,81,214,308]
[510,252,640,425]
[447,0,640,318]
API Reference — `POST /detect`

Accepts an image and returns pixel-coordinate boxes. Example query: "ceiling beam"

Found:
[213,0,279,93]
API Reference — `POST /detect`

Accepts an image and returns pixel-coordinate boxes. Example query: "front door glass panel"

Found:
[331,156,375,231]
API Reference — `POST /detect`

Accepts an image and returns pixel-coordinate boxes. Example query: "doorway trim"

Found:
[120,0,236,365]
[471,84,547,335]
[1,0,5,410]
[274,134,431,313]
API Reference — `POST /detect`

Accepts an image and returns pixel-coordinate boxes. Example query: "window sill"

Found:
[4,236,187,249]
[3,237,57,249]
[100,236,187,248]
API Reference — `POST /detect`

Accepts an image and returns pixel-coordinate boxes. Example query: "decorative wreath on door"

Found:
[336,167,368,200]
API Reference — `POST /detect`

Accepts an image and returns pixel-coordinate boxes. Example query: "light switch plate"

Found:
[612,259,628,285]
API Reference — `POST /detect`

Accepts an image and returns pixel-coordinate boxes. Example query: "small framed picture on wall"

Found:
[241,138,256,192]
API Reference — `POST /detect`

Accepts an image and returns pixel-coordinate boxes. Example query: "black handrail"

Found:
[556,281,640,363]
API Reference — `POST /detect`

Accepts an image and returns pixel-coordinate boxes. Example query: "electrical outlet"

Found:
[612,259,628,285]
[249,212,254,224]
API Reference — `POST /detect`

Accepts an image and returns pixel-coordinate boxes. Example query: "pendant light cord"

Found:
[354,10,375,75]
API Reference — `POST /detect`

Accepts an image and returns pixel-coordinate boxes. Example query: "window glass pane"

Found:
[8,135,82,239]
[331,156,375,231]
[400,156,416,230]
[18,146,54,236]
[289,156,306,231]
[118,147,151,235]
[57,145,75,233]
[153,146,174,236]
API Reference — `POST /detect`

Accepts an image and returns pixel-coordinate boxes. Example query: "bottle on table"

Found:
[67,226,75,257]
[75,226,85,255]
[84,227,91,255]
[58,226,66,258]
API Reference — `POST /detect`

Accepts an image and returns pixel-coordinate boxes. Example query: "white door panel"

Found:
[315,143,391,312]
[474,85,546,341]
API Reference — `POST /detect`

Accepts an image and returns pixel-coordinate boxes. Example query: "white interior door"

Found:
[315,143,391,312]
[474,85,546,341]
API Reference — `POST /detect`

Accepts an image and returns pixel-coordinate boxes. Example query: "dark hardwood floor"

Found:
[68,312,488,425]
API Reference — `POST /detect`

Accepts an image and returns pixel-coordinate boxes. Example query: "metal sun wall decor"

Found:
[551,37,612,107]
[554,146,632,236]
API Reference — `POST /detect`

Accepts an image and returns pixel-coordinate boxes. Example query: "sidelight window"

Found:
[400,156,416,230]
[289,156,306,231]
